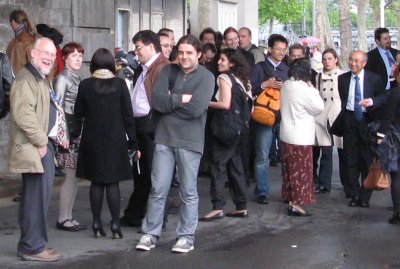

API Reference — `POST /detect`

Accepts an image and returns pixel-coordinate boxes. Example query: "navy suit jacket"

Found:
[365,47,398,89]
[331,70,387,136]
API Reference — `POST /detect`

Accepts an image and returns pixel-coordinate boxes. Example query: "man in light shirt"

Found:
[120,30,169,228]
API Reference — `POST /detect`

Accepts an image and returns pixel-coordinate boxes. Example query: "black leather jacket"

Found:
[0,52,14,118]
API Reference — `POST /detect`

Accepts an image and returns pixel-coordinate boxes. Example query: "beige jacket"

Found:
[315,68,345,148]
[9,63,51,173]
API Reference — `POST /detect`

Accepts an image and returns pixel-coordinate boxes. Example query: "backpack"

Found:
[210,73,251,145]
[251,87,280,126]
[251,62,280,126]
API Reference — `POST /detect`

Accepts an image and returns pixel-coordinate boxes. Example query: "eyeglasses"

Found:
[272,47,287,53]
[134,44,149,52]
[34,48,56,59]
[161,43,173,49]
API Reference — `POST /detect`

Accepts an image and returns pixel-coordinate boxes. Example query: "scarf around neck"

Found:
[92,69,115,79]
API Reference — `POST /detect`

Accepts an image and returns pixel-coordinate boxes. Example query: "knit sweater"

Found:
[152,64,215,154]
[280,78,324,145]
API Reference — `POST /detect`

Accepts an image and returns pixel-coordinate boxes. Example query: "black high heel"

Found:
[110,221,123,239]
[92,220,106,238]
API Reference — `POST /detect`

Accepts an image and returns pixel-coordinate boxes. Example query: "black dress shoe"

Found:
[314,186,330,194]
[70,218,87,231]
[359,201,370,208]
[348,199,358,207]
[287,206,311,217]
[199,211,224,222]
[226,211,248,218]
[256,195,269,204]
[56,220,81,232]
[389,213,400,224]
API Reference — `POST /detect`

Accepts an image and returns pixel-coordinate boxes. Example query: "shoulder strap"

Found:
[318,73,322,91]
[227,73,244,92]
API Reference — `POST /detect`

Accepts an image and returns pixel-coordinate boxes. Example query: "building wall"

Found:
[0,0,186,60]
[189,0,259,45]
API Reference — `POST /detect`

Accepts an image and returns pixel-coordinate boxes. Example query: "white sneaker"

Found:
[171,238,194,253]
[136,235,155,251]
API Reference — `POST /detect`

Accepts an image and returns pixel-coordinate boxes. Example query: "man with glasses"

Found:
[9,37,69,262]
[251,34,289,205]
[120,30,169,228]
[158,32,174,60]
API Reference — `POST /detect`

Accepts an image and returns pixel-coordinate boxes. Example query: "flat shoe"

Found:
[56,220,80,232]
[19,248,61,262]
[288,206,311,217]
[225,211,248,218]
[199,211,224,222]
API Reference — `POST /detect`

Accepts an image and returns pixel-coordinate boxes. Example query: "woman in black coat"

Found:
[74,48,138,239]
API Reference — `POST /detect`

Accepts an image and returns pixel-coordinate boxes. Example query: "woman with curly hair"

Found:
[200,48,252,221]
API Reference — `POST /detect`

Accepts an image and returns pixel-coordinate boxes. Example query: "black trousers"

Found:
[390,171,400,213]
[209,138,247,210]
[122,117,155,223]
[342,110,373,202]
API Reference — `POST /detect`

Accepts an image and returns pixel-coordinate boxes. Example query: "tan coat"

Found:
[315,68,345,148]
[9,64,51,173]
[6,31,35,75]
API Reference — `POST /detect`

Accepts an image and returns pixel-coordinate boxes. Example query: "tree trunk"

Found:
[315,0,334,51]
[339,0,353,67]
[268,18,274,36]
[198,0,211,32]
[370,0,381,28]
[356,0,368,51]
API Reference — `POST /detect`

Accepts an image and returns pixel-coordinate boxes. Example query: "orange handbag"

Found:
[363,159,390,190]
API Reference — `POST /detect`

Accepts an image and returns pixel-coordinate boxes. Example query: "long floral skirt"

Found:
[281,141,315,206]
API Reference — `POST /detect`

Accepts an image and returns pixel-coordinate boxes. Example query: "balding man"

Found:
[336,51,386,208]
[9,37,68,261]
[238,27,265,64]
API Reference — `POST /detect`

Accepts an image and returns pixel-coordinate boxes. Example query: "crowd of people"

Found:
[1,8,400,262]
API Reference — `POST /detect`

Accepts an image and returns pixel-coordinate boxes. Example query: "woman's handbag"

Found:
[363,159,390,190]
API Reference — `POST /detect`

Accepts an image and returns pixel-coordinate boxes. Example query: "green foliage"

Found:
[259,0,305,25]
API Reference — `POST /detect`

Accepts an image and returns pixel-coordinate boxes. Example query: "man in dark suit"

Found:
[338,50,387,207]
[365,27,398,91]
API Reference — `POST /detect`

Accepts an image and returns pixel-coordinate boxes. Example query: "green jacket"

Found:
[9,63,51,173]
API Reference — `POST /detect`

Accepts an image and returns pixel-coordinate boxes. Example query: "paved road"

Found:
[0,157,399,269]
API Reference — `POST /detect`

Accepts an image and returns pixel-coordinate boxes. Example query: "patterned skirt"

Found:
[281,141,315,205]
[56,137,80,169]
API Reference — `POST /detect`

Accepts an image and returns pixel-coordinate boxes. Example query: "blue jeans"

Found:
[253,123,273,197]
[141,144,201,244]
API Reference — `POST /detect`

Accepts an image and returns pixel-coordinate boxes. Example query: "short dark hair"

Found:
[268,34,288,48]
[133,30,161,53]
[215,31,223,49]
[158,28,174,35]
[90,48,116,74]
[374,27,390,42]
[177,34,201,53]
[201,43,217,54]
[157,32,169,38]
[46,28,64,46]
[288,58,311,82]
[36,23,50,36]
[199,27,216,41]
[62,42,84,58]
[289,43,304,56]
